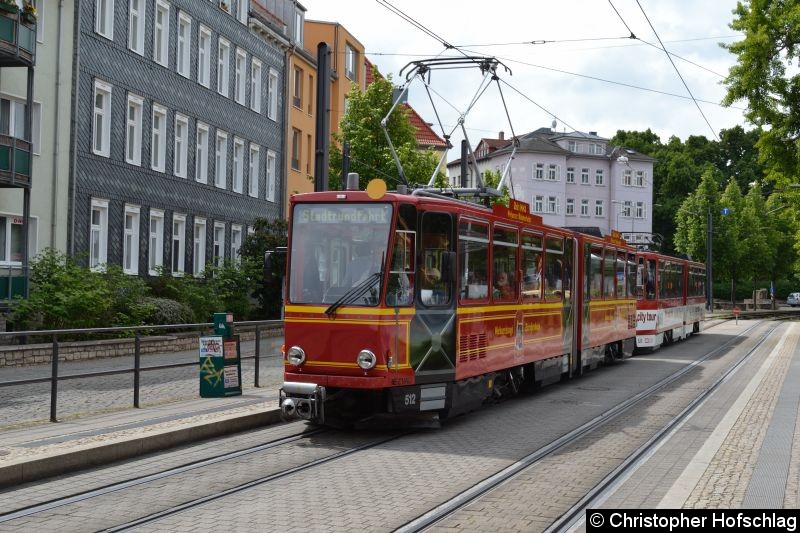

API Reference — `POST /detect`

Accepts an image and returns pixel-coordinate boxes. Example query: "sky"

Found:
[298,0,748,154]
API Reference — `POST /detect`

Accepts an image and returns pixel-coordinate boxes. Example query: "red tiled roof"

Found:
[404,104,447,149]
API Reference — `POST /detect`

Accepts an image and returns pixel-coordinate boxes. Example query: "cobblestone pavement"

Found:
[0,336,285,429]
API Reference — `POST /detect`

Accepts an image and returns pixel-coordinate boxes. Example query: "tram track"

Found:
[395,319,779,532]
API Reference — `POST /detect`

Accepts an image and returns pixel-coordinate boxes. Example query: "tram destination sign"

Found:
[493,199,541,225]
[296,204,390,225]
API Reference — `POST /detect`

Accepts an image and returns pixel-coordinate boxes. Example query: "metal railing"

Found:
[0,319,283,422]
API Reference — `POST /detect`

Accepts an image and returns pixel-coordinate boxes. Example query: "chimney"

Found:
[498,131,504,140]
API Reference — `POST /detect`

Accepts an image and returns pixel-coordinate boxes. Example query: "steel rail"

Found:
[0,426,328,522]
[395,319,770,532]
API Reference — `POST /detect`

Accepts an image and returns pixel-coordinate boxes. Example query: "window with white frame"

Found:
[36,0,45,43]
[568,140,577,152]
[92,80,112,157]
[213,222,225,267]
[345,43,357,80]
[635,170,645,187]
[172,213,186,275]
[198,26,211,87]
[250,58,262,112]
[0,98,42,154]
[149,209,164,274]
[534,163,543,180]
[125,93,143,165]
[248,144,260,197]
[95,0,114,39]
[177,12,191,78]
[566,198,574,215]
[581,168,589,184]
[193,217,206,276]
[636,201,645,218]
[534,195,543,213]
[580,199,589,216]
[217,37,231,96]
[128,0,145,54]
[293,7,303,44]
[153,0,170,67]
[237,0,248,23]
[151,104,167,172]
[623,169,632,186]
[230,224,242,266]
[566,167,575,183]
[195,122,209,183]
[267,68,278,120]
[548,196,558,213]
[595,169,604,186]
[174,113,188,178]
[622,200,632,217]
[123,205,140,274]
[266,149,276,202]
[234,49,246,105]
[215,130,228,188]
[548,164,558,181]
[595,200,604,217]
[232,137,244,193]
[0,214,36,265]
[291,128,300,171]
[89,198,109,271]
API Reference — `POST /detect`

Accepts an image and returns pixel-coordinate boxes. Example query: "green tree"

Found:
[239,217,288,318]
[722,0,800,183]
[740,183,778,295]
[329,68,443,190]
[674,168,722,262]
[716,178,746,302]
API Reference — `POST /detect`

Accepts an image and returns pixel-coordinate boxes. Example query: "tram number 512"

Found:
[404,393,417,406]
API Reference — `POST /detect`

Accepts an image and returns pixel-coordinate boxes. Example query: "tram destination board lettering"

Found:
[297,205,390,224]
[586,509,797,532]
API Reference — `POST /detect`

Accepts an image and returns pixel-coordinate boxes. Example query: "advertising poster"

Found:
[224,366,240,388]
[224,338,238,361]
[199,336,224,358]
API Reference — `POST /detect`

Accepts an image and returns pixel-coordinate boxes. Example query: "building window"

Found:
[215,130,228,188]
[128,0,145,54]
[548,196,558,213]
[635,170,645,187]
[580,199,589,216]
[345,43,357,80]
[291,128,300,171]
[250,58,262,113]
[595,200,604,217]
[174,113,188,178]
[636,201,645,218]
[0,214,35,265]
[95,0,114,39]
[236,0,248,23]
[581,168,589,185]
[149,209,164,274]
[548,164,557,181]
[230,224,242,266]
[195,122,209,184]
[534,195,543,213]
[307,74,314,114]
[293,66,303,108]
[213,222,226,267]
[568,140,577,152]
[36,0,45,43]
[125,94,143,165]
[267,68,278,120]
[177,12,191,78]
[0,98,42,154]
[123,205,140,275]
[623,169,632,186]
[89,198,109,271]
[92,80,112,157]
[153,0,170,67]
[172,213,186,275]
[248,144,260,197]
[622,200,632,217]
[534,163,543,180]
[232,137,244,193]
[595,169,604,186]
[566,167,575,183]
[234,49,246,105]
[198,26,211,87]
[306,133,312,174]
[217,37,230,97]
[151,104,167,172]
[566,198,574,215]
[267,149,276,202]
[193,217,206,276]
[293,7,303,44]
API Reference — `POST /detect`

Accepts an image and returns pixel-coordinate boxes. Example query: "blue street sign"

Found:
[721,207,730,215]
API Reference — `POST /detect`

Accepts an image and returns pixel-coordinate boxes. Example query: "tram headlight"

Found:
[286,346,306,366]
[357,349,377,370]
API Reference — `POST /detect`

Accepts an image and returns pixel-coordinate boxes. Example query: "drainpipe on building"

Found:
[67,0,83,256]
[50,0,64,249]
[282,43,296,219]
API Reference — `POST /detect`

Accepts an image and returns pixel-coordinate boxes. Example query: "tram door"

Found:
[410,211,457,384]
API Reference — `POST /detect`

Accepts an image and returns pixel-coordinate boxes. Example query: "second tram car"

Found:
[635,251,706,351]
[277,183,644,425]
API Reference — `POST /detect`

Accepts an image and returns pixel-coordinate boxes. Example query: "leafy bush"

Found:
[139,297,194,325]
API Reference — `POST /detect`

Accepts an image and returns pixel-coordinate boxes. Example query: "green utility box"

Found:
[199,313,242,397]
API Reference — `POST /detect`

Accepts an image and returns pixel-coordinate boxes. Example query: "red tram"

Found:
[277,182,643,425]
[635,251,706,350]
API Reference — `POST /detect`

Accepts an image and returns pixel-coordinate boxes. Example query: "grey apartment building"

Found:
[72,0,285,276]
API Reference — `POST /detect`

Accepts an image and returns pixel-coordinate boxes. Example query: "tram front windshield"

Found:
[289,203,393,305]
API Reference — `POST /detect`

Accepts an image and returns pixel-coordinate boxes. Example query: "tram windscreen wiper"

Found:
[325,271,382,317]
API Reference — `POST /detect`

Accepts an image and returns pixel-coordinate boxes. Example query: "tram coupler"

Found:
[279,382,326,423]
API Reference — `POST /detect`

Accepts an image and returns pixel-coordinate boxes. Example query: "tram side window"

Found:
[603,249,616,299]
[493,225,518,301]
[589,245,603,299]
[458,218,489,302]
[677,264,686,300]
[615,251,626,298]
[563,237,573,300]
[627,253,637,298]
[521,232,542,302]
[646,259,656,300]
[387,205,416,306]
[544,237,564,300]
[420,212,453,306]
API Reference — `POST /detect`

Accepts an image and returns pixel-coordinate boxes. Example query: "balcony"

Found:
[0,134,31,187]
[0,6,36,67]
